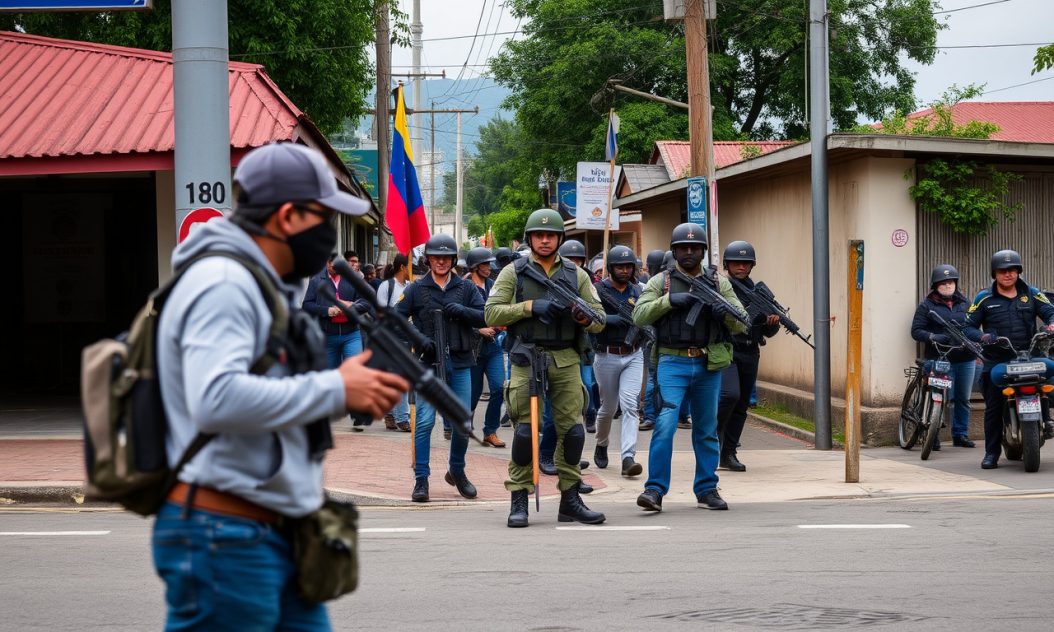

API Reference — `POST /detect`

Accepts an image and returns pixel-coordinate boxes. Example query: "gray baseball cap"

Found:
[233,142,371,217]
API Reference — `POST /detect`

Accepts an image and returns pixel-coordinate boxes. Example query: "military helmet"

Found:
[646,250,665,276]
[558,239,586,261]
[494,247,516,267]
[466,247,495,270]
[424,233,458,258]
[723,240,757,266]
[606,245,637,275]
[523,208,565,246]
[930,264,960,288]
[670,222,707,248]
[661,250,673,271]
[990,249,1023,278]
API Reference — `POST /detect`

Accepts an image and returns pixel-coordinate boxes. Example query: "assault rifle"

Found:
[431,309,447,382]
[322,259,483,445]
[928,309,987,361]
[520,263,606,327]
[669,268,750,328]
[729,277,815,349]
[596,283,655,347]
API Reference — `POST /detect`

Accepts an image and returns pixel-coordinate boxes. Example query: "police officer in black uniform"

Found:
[397,234,487,501]
[715,241,779,472]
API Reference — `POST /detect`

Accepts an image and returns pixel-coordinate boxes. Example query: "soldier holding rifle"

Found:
[485,209,607,528]
[632,223,747,513]
[396,234,486,502]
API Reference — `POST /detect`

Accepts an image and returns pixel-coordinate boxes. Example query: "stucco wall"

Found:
[716,156,917,406]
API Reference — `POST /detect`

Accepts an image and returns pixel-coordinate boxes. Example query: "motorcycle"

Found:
[899,343,958,460]
[987,332,1054,472]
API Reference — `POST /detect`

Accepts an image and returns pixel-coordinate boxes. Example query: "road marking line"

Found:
[797,524,911,529]
[360,528,426,533]
[556,526,671,531]
[0,531,111,536]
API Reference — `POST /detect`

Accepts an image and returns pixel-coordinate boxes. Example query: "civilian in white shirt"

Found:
[378,253,412,431]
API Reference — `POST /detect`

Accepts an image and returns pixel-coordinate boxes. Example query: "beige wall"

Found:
[155,170,176,284]
[716,156,918,406]
[638,201,681,255]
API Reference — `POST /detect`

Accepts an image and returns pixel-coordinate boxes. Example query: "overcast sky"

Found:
[388,0,1052,121]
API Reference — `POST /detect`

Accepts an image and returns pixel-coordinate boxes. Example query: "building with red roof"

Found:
[0,31,377,395]
[890,101,1054,143]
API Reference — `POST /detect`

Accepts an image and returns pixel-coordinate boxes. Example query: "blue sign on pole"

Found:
[0,0,150,10]
[687,176,707,229]
[556,181,577,220]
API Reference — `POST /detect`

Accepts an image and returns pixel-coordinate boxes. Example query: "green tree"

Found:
[491,0,943,179]
[1034,44,1054,74]
[0,1,403,134]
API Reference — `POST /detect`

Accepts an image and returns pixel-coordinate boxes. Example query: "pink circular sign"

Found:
[891,229,909,248]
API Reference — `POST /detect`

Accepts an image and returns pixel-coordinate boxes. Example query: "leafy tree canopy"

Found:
[1034,44,1054,75]
[490,0,943,179]
[0,0,404,134]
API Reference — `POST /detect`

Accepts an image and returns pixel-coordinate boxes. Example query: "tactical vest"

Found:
[509,256,579,349]
[416,276,476,354]
[594,279,640,347]
[654,266,728,348]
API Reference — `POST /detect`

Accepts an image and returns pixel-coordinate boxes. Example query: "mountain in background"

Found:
[331,78,511,204]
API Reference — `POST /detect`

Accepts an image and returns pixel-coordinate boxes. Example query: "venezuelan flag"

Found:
[385,85,430,254]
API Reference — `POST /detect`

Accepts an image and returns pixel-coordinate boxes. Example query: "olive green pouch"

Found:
[292,497,360,603]
[706,341,733,371]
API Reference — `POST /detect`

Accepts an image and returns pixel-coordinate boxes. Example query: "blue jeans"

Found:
[324,330,362,369]
[645,355,721,497]
[152,502,329,631]
[645,366,691,421]
[471,340,505,436]
[390,391,409,424]
[924,359,977,438]
[415,362,471,478]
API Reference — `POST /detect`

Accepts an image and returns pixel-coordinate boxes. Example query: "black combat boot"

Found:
[539,454,557,476]
[411,477,429,502]
[508,490,529,528]
[557,486,606,524]
[444,471,478,499]
[594,444,609,469]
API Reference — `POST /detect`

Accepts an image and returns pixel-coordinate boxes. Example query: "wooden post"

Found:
[685,0,716,259]
[845,240,864,483]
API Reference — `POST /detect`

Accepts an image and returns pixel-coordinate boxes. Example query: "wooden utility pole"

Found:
[685,0,717,260]
[375,4,391,230]
[845,240,864,483]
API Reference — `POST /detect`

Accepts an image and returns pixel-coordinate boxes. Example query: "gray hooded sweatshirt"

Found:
[157,218,346,517]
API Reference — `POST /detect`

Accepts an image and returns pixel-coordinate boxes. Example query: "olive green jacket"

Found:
[485,252,605,368]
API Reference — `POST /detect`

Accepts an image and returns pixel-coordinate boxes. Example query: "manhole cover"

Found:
[647,603,927,629]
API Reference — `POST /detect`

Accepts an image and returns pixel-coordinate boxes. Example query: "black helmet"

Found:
[558,239,586,261]
[645,249,665,276]
[466,247,495,270]
[606,245,637,274]
[723,240,756,266]
[991,249,1023,278]
[424,234,458,258]
[661,250,673,271]
[494,247,516,267]
[930,264,960,288]
[670,222,707,248]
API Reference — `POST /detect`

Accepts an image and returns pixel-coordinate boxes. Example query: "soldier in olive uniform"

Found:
[632,223,747,512]
[485,209,607,528]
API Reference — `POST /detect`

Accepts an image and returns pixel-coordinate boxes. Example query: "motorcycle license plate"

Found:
[1017,395,1041,415]
[934,361,951,373]
[928,377,952,389]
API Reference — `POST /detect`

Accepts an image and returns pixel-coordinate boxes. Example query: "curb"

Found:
[746,410,844,449]
[0,484,90,505]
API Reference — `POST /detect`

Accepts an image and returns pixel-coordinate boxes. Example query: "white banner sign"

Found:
[575,162,619,230]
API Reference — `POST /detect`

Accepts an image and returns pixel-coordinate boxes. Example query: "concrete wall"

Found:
[638,200,682,255]
[716,156,918,408]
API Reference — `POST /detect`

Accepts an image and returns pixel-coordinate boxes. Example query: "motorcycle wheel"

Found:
[920,395,943,461]
[898,375,924,450]
[1023,419,1041,473]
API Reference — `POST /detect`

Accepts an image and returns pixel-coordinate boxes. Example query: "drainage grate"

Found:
[647,603,928,629]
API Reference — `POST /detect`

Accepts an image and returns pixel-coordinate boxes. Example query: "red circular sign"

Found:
[179,207,224,243]
[891,228,909,248]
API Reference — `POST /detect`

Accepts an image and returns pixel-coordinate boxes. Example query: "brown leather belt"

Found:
[596,344,639,356]
[168,482,282,525]
[685,347,707,358]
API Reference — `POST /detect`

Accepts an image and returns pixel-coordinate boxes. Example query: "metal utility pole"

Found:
[172,0,231,240]
[375,3,391,228]
[430,101,437,231]
[411,0,423,162]
[455,112,463,246]
[684,0,718,261]
[809,0,833,450]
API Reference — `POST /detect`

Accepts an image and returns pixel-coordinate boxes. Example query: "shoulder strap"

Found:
[385,278,396,308]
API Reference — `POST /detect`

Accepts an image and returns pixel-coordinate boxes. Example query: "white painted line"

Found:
[797,524,911,530]
[556,526,672,531]
[360,528,426,533]
[0,531,111,536]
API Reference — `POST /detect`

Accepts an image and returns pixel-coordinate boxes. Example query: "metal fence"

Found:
[916,169,1054,299]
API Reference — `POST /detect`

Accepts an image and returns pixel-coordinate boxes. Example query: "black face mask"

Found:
[285,220,337,281]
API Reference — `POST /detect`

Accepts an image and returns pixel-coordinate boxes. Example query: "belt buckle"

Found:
[687,347,704,358]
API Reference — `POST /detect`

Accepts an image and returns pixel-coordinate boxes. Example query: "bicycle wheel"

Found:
[898,374,924,450]
[920,394,944,461]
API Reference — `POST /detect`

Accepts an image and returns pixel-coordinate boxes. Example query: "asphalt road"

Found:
[3,496,1054,632]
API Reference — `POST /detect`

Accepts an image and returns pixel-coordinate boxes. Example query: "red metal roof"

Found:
[900,101,1054,143]
[0,31,305,175]
[650,140,799,180]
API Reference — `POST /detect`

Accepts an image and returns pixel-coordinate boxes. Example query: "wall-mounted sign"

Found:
[891,228,909,248]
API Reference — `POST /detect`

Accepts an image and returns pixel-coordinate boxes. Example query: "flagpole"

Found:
[601,108,616,278]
